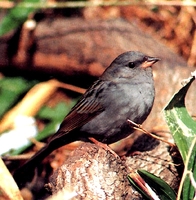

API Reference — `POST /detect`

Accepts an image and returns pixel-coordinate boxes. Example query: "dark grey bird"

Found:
[14,51,159,186]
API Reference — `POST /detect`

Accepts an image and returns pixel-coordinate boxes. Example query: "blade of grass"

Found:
[0,0,39,36]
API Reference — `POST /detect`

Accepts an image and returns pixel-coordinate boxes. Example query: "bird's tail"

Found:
[13,142,53,187]
[13,134,75,188]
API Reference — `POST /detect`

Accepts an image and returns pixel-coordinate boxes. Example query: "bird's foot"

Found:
[88,137,119,159]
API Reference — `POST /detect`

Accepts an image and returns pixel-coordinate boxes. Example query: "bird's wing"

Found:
[50,80,105,140]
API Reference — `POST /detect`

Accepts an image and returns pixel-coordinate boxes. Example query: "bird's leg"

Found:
[88,137,119,159]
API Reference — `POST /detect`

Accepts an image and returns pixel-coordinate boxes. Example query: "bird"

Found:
[13,51,159,186]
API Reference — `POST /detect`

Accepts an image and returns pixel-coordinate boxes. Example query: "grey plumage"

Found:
[14,51,159,186]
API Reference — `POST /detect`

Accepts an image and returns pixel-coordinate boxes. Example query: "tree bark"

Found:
[47,135,180,199]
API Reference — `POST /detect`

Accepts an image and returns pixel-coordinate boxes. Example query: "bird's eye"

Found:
[128,62,135,68]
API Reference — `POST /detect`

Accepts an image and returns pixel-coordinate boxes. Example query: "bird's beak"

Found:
[141,57,160,68]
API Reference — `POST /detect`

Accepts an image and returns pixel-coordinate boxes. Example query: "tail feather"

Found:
[13,133,77,187]
[13,143,53,187]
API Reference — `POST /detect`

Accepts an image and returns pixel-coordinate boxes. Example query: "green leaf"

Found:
[138,170,177,200]
[164,75,196,162]
[180,137,196,200]
[37,101,76,121]
[164,72,196,200]
[127,174,152,200]
[0,77,38,118]
[0,0,39,36]
[127,170,177,200]
[36,101,76,140]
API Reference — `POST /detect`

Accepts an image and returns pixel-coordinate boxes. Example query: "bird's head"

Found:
[101,51,160,81]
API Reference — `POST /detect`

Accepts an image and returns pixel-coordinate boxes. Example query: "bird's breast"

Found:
[80,80,155,143]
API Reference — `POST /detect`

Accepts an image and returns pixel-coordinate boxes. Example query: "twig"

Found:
[57,81,86,94]
[127,119,175,147]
